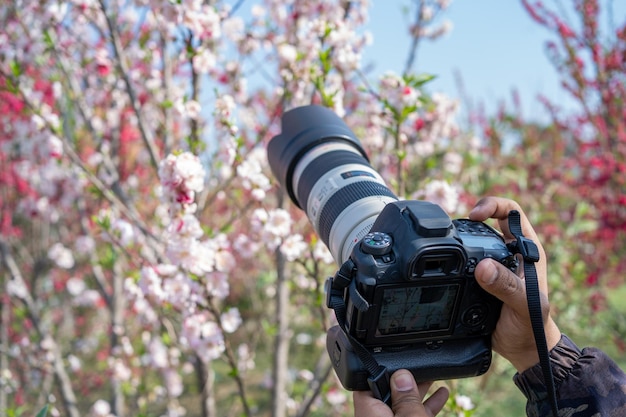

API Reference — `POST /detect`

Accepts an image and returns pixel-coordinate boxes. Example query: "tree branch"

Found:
[0,240,81,417]
[98,0,161,170]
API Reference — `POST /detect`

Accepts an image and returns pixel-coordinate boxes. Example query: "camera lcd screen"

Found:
[376,284,459,336]
[461,235,504,249]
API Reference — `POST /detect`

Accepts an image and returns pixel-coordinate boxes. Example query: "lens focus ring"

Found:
[318,181,397,247]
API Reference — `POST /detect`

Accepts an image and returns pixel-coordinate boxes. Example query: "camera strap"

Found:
[326,259,393,404]
[507,210,559,417]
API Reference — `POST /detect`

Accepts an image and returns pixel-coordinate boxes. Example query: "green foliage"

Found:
[35,405,49,417]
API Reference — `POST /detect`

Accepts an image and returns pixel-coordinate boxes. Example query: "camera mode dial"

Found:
[361,232,393,256]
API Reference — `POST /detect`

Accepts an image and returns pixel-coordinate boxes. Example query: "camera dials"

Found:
[361,232,393,256]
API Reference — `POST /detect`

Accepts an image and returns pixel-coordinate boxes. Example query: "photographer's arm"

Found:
[470,196,626,416]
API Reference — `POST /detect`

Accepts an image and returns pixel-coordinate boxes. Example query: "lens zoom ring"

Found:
[318,181,397,246]
[296,150,370,210]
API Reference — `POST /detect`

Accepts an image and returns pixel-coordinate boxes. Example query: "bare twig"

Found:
[295,352,333,417]
[206,298,252,417]
[403,0,424,76]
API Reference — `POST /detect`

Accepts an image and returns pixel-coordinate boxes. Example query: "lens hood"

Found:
[268,105,368,207]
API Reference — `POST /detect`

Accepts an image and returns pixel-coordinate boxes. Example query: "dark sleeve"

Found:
[513,334,626,417]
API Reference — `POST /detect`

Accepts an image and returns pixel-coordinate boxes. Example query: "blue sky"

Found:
[362,1,625,122]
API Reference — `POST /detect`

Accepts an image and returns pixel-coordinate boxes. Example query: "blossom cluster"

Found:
[158,152,206,214]
[250,208,308,261]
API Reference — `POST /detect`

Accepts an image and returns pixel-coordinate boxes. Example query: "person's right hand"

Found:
[353,369,449,417]
[468,196,562,372]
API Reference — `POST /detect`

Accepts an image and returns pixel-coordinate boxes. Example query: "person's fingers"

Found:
[353,371,449,417]
[353,390,393,417]
[469,196,548,294]
[475,258,529,315]
[389,370,427,417]
[421,385,449,416]
[390,371,447,417]
[468,196,538,242]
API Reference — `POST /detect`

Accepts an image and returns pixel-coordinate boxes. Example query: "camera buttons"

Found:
[462,304,488,327]
[361,232,393,256]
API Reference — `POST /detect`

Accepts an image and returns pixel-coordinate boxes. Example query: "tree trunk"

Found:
[271,190,290,417]
[196,357,216,417]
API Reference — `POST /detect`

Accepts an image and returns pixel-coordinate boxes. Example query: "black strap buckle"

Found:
[512,235,540,263]
[367,367,391,406]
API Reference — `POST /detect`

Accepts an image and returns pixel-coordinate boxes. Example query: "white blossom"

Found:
[48,243,75,269]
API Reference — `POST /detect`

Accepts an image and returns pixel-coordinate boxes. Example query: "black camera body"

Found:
[326,199,516,390]
[267,104,518,396]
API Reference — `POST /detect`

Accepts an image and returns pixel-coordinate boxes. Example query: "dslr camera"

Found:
[267,105,517,399]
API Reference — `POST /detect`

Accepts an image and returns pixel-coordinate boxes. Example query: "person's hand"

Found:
[353,369,449,417]
[468,196,562,372]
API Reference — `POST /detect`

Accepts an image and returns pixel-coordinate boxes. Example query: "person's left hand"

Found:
[353,369,449,417]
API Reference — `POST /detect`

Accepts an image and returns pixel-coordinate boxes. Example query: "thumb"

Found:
[475,258,528,315]
[390,370,448,417]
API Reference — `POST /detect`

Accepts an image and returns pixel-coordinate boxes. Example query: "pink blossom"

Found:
[47,242,75,269]
[205,271,230,300]
[237,147,271,199]
[163,367,183,398]
[280,234,308,261]
[443,151,464,175]
[165,239,215,276]
[111,218,135,247]
[66,277,86,296]
[237,344,255,372]
[139,266,167,302]
[313,241,335,264]
[72,289,102,307]
[412,179,461,215]
[167,214,204,239]
[264,209,292,238]
[233,234,260,258]
[214,94,236,119]
[220,308,242,333]
[184,100,202,120]
[47,134,63,158]
[148,338,169,369]
[193,48,217,74]
[162,272,196,312]
[90,400,114,417]
[326,387,348,406]
[181,312,225,363]
[455,394,475,411]
[159,152,206,213]
[278,44,298,64]
[74,235,96,255]
[108,357,132,382]
[7,279,28,299]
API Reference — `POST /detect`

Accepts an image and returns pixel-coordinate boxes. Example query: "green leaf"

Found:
[405,72,436,87]
[36,405,49,417]
[9,60,21,77]
[43,29,54,49]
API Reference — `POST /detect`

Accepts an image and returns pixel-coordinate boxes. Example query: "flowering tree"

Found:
[477,0,626,345]
[0,1,467,416]
[1,1,623,417]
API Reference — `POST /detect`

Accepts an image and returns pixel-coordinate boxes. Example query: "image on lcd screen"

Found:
[377,285,459,336]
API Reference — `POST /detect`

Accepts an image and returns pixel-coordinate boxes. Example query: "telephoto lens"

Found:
[267,105,398,264]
